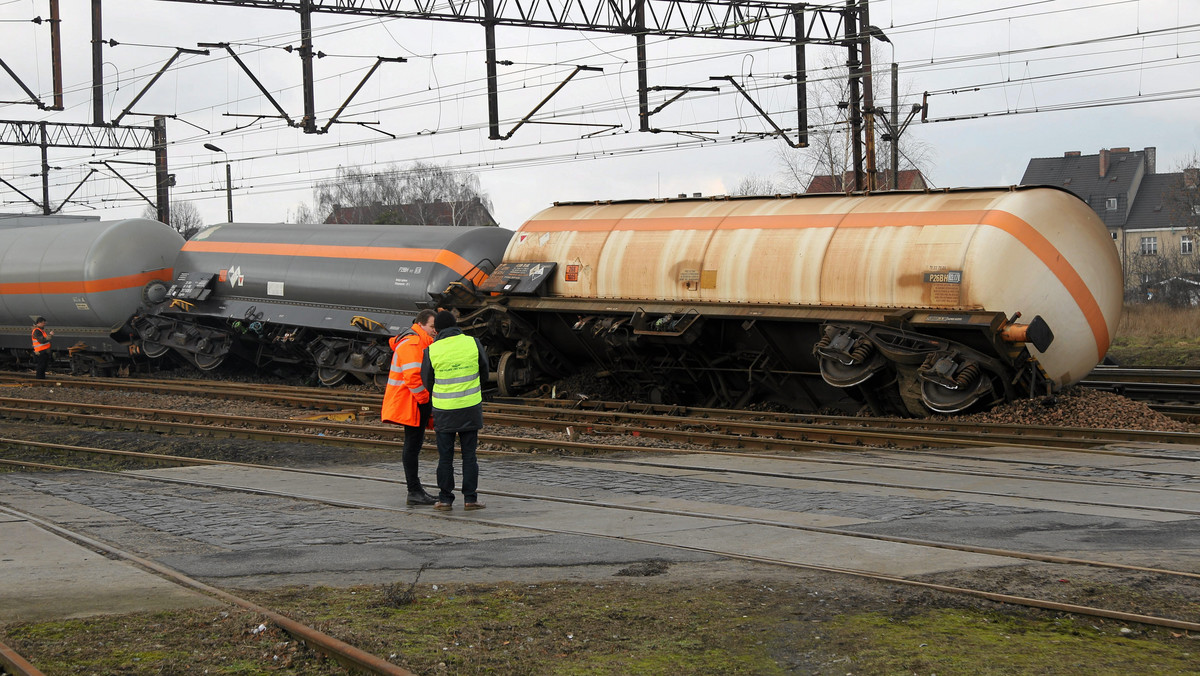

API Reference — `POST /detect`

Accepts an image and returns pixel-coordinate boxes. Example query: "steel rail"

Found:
[6,394,1200,470]
[6,379,1200,459]
[0,504,414,676]
[2,437,1199,582]
[0,638,45,676]
[6,373,1198,444]
[5,394,1200,476]
[0,374,367,411]
[3,447,1199,635]
[4,401,1200,513]
[485,401,1200,449]
[496,396,1200,444]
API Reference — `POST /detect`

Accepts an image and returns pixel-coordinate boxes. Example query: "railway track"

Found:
[0,503,414,676]
[1,435,1198,636]
[2,372,1197,449]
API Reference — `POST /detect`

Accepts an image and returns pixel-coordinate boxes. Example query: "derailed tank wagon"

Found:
[132,222,514,385]
[464,186,1123,415]
[0,216,182,375]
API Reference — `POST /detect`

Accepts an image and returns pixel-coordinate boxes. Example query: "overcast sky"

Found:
[1,0,1197,229]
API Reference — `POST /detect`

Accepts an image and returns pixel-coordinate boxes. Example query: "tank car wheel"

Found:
[317,367,347,387]
[373,372,389,389]
[192,352,225,371]
[920,374,995,414]
[497,351,519,397]
[142,341,170,359]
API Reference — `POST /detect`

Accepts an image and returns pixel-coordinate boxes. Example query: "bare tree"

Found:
[305,161,495,226]
[143,200,204,239]
[1164,151,1200,234]
[776,48,933,193]
[1131,152,1200,306]
[731,174,786,196]
[287,202,318,224]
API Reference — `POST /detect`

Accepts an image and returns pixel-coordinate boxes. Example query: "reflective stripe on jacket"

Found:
[380,323,434,426]
[428,333,483,411]
[31,327,50,353]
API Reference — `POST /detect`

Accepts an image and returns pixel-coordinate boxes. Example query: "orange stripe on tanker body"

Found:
[979,209,1111,355]
[181,240,483,284]
[0,268,175,296]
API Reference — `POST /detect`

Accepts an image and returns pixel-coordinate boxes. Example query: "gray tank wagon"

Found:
[0,216,183,375]
[133,222,513,385]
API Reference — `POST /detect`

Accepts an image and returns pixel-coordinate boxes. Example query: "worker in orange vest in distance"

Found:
[382,309,439,505]
[31,317,53,380]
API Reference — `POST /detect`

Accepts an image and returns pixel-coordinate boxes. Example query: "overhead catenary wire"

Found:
[1,0,1196,215]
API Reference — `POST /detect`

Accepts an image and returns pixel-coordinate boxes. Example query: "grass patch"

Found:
[6,580,1195,675]
[826,608,1197,675]
[1109,304,1200,366]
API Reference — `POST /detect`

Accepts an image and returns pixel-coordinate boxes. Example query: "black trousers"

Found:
[435,429,479,504]
[401,402,432,493]
[34,351,50,379]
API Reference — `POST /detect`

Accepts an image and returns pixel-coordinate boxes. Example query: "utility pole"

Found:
[91,0,103,125]
[891,62,899,189]
[154,117,170,225]
[845,0,864,191]
[859,0,877,191]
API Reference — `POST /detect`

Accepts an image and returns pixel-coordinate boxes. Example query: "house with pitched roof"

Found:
[1020,147,1199,301]
[805,169,927,193]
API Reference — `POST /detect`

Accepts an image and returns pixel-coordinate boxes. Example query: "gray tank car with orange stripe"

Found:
[133,222,513,386]
[0,215,182,375]
[463,186,1123,416]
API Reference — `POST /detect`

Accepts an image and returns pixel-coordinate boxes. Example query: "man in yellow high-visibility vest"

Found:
[421,310,489,511]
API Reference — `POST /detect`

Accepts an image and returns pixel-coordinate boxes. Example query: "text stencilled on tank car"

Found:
[924,269,963,306]
[922,270,962,284]
[394,265,423,287]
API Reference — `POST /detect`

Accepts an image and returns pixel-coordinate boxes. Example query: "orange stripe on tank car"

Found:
[835,209,1109,356]
[182,240,482,283]
[0,268,174,295]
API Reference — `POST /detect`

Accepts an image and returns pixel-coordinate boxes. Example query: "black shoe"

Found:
[407,491,437,506]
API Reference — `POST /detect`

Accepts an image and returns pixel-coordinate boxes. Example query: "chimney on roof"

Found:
[1113,147,1130,153]
[1064,151,1081,157]
[1144,147,1156,175]
[1098,148,1110,178]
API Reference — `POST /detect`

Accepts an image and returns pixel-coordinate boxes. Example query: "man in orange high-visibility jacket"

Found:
[382,309,439,505]
[31,317,53,380]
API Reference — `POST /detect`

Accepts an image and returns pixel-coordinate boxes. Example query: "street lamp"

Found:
[203,143,233,223]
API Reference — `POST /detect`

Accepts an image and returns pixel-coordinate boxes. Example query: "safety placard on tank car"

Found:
[479,262,557,295]
[923,269,963,306]
[267,282,284,297]
[74,297,90,311]
[565,264,579,282]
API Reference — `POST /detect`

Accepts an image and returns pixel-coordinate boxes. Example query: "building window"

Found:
[1106,198,1118,211]
[1111,231,1118,240]
[1140,237,1158,255]
[1183,236,1194,255]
